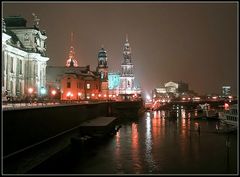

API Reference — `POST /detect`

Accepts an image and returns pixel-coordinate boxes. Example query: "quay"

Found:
[3,100,142,174]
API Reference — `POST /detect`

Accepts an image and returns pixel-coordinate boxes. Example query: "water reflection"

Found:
[115,130,124,173]
[145,114,152,162]
[131,123,141,173]
[30,106,237,174]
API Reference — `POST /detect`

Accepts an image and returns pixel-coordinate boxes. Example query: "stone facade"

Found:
[2,16,49,100]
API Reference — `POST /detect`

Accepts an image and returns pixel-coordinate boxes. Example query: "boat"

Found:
[218,104,238,131]
[71,117,120,148]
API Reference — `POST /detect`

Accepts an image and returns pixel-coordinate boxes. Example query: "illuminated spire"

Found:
[71,32,73,46]
[66,32,78,67]
[123,35,131,64]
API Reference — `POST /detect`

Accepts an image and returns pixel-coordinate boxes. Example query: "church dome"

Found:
[98,48,107,58]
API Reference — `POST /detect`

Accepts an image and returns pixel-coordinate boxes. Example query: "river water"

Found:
[29,109,238,174]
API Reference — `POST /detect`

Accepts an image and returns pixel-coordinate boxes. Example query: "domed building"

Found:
[46,36,109,101]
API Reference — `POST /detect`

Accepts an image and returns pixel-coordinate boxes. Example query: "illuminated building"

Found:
[119,35,141,99]
[47,35,109,100]
[108,72,120,95]
[152,81,190,102]
[2,15,49,100]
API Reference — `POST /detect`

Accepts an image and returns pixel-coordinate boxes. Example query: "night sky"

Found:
[3,2,238,96]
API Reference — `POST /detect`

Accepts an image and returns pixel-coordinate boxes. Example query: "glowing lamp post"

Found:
[146,95,151,103]
[28,87,34,104]
[40,87,46,95]
[28,87,33,94]
[40,87,46,105]
[78,92,82,101]
[51,89,57,103]
[67,92,71,100]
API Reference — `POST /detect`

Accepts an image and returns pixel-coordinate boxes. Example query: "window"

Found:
[10,57,13,73]
[87,83,90,89]
[19,60,22,74]
[67,81,71,88]
[24,33,29,41]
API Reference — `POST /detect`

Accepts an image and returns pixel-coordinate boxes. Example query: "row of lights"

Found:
[28,87,57,96]
[65,91,119,99]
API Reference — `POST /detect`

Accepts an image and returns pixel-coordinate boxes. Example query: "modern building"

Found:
[2,15,49,101]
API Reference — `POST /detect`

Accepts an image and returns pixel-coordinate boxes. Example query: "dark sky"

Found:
[3,2,238,96]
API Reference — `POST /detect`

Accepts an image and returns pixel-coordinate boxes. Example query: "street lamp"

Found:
[40,87,46,105]
[78,92,82,101]
[28,87,34,104]
[51,89,57,104]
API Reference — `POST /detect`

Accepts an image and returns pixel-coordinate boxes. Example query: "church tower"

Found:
[66,32,78,67]
[119,35,135,97]
[97,47,108,97]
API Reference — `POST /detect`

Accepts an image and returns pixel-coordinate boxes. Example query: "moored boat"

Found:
[218,104,238,131]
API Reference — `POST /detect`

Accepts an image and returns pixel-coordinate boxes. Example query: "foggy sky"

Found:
[3,2,238,96]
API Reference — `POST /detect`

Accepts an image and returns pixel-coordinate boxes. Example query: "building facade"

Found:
[2,15,49,100]
[153,81,190,102]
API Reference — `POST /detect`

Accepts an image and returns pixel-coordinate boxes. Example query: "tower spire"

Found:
[66,32,78,67]
[71,32,73,46]
[126,33,128,42]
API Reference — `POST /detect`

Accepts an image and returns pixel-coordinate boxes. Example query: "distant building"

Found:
[152,81,190,102]
[2,15,49,100]
[222,86,231,97]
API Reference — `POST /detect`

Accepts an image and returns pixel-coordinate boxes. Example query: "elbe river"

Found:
[29,108,237,174]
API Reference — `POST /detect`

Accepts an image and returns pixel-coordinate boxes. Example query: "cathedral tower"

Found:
[119,35,135,96]
[97,47,108,97]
